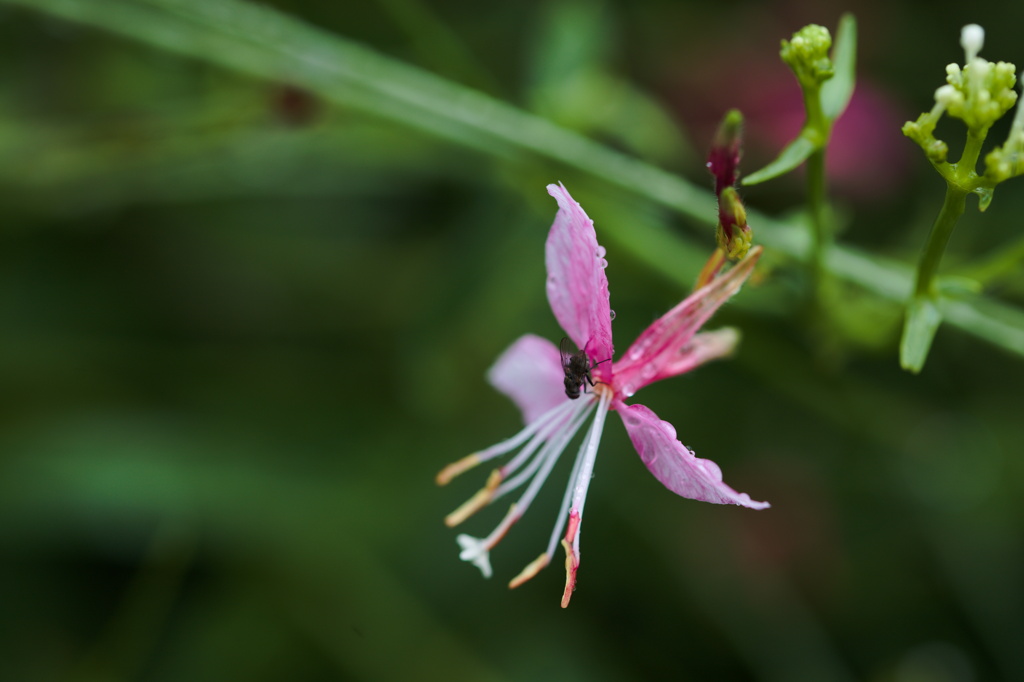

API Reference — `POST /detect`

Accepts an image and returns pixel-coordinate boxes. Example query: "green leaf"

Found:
[820,14,857,122]
[6,0,1024,363]
[742,135,817,185]
[900,296,943,373]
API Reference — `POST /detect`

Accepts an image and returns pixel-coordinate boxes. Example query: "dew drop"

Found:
[595,245,607,258]
[609,310,616,321]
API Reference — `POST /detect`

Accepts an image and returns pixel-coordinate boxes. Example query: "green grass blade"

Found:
[821,14,857,121]
[5,0,1024,362]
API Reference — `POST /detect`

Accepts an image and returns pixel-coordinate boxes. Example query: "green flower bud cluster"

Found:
[939,60,1017,133]
[903,24,1023,190]
[780,25,834,90]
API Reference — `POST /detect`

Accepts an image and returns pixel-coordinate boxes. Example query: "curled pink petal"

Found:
[487,334,568,424]
[618,403,769,509]
[613,247,760,397]
[545,183,614,372]
[630,328,740,391]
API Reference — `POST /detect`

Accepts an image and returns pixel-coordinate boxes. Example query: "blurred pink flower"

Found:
[438,183,767,607]
[661,26,910,201]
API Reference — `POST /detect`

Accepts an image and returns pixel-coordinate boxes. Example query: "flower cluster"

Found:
[904,24,1019,168]
[437,183,767,607]
[780,24,834,91]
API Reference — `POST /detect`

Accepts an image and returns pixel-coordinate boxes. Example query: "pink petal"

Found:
[487,334,568,424]
[631,328,740,392]
[613,248,760,397]
[618,402,769,509]
[545,183,614,371]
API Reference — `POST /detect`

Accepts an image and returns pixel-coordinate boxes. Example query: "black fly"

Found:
[560,337,609,400]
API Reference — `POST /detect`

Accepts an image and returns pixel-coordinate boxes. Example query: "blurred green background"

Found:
[1,0,1023,680]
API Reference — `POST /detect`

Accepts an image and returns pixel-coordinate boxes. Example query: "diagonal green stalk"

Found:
[3,0,1024,360]
[805,148,829,291]
[901,129,987,371]
[797,77,831,294]
[913,186,968,300]
[914,128,986,299]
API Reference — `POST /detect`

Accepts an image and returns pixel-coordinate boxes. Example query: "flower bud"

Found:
[707,110,752,260]
[716,187,752,260]
[780,24,834,90]
[706,109,744,194]
[961,24,985,63]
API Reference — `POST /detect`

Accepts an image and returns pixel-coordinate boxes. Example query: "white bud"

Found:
[961,24,985,62]
[935,84,960,107]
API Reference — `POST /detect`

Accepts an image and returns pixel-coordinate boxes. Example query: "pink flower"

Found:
[437,183,768,607]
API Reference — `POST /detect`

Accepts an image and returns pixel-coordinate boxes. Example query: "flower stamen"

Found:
[436,399,578,486]
[435,453,481,486]
[494,398,595,499]
[451,397,596,576]
[509,553,551,589]
[444,469,503,527]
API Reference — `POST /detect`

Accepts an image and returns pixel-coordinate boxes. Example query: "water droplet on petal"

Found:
[595,245,607,258]
[627,347,645,362]
[609,310,616,321]
[700,458,723,482]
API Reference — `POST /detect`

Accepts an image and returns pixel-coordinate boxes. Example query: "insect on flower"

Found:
[437,183,768,607]
[560,337,609,399]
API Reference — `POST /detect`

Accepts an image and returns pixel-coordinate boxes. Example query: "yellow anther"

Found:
[435,453,482,486]
[443,469,502,527]
[509,553,551,589]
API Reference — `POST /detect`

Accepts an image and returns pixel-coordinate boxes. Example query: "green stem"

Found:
[913,185,968,299]
[955,130,986,186]
[901,129,989,372]
[799,79,831,294]
[806,147,829,290]
[914,128,985,299]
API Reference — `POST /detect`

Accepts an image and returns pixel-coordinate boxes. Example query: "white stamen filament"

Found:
[545,406,594,556]
[567,390,612,557]
[482,400,595,543]
[472,398,577,464]
[496,427,553,483]
[495,398,596,499]
[455,397,597,578]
